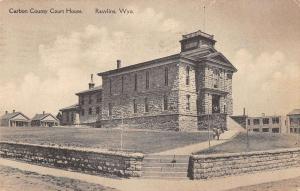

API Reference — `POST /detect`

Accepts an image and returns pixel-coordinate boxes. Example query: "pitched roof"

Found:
[31,113,58,121]
[97,45,236,77]
[287,109,300,116]
[59,104,79,111]
[97,54,180,76]
[0,112,30,120]
[205,52,238,72]
[75,85,102,95]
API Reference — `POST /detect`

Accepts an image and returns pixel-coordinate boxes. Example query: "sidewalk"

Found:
[154,117,244,155]
[1,158,300,191]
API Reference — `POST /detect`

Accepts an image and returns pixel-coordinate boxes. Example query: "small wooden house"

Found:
[0,110,30,127]
[31,112,59,127]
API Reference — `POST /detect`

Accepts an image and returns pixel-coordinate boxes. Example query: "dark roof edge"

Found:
[75,86,102,95]
[97,53,180,77]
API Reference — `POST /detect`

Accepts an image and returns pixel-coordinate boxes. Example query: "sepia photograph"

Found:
[0,0,300,190]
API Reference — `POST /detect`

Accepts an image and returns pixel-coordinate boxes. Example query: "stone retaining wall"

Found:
[189,148,300,179]
[0,142,143,178]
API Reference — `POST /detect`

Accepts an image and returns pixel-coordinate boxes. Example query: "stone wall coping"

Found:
[192,147,300,160]
[0,141,144,159]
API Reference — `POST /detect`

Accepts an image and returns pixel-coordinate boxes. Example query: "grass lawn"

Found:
[198,132,300,154]
[0,126,208,154]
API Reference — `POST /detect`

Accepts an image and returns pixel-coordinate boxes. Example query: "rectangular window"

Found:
[133,99,137,113]
[88,107,92,115]
[186,66,190,85]
[227,73,232,79]
[108,103,112,116]
[263,118,269,125]
[71,113,74,122]
[164,67,168,86]
[88,95,92,104]
[97,93,102,103]
[262,128,269,132]
[80,96,84,105]
[121,76,124,93]
[134,74,138,91]
[163,95,168,110]
[272,117,279,124]
[253,128,259,132]
[186,95,190,111]
[272,128,279,133]
[248,119,250,125]
[96,107,100,114]
[66,112,69,122]
[144,98,149,112]
[146,71,149,89]
[253,119,260,125]
[81,109,85,116]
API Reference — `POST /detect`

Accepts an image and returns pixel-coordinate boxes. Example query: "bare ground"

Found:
[226,176,300,191]
[0,165,118,191]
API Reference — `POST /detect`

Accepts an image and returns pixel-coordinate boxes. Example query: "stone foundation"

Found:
[101,114,180,131]
[0,142,143,178]
[189,148,300,179]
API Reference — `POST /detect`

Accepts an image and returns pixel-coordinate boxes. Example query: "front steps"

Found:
[141,155,190,179]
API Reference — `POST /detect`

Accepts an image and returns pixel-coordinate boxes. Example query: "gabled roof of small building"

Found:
[287,109,300,116]
[0,112,30,121]
[31,113,59,121]
[59,104,79,111]
[75,85,102,95]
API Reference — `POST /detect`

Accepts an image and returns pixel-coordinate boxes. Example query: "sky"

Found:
[0,0,299,117]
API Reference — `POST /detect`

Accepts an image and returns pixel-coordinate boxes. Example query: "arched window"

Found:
[144,98,149,112]
[186,66,190,85]
[146,71,149,89]
[186,94,190,110]
[134,73,138,91]
[163,95,168,110]
[133,99,137,113]
[164,67,168,86]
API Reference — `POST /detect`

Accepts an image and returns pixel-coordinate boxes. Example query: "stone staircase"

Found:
[141,154,190,179]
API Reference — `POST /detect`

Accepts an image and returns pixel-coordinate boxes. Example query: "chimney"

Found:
[243,108,246,116]
[13,110,15,113]
[43,111,45,115]
[117,60,121,69]
[88,74,95,89]
[5,111,8,115]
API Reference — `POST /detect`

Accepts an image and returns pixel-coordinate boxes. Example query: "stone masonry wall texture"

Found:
[190,148,300,179]
[0,142,143,178]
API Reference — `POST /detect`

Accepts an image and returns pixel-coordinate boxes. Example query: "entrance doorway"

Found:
[212,95,220,113]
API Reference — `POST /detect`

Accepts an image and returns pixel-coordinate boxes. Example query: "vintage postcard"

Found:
[0,0,300,190]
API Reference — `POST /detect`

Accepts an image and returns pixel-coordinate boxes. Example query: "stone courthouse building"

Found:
[60,30,237,131]
[96,30,237,131]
